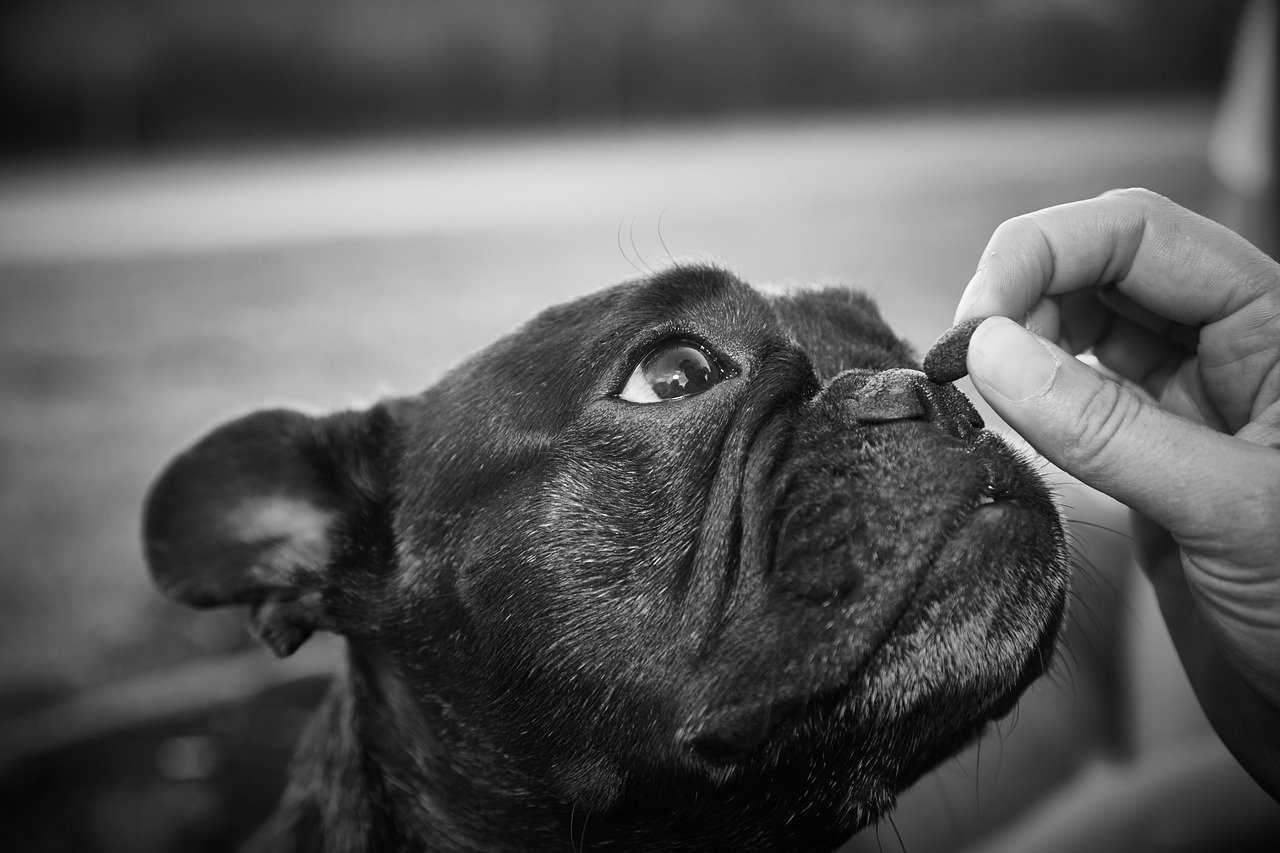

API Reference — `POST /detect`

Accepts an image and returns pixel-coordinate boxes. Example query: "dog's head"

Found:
[144,266,1067,849]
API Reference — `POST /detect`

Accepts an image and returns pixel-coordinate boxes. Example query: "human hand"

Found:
[953,188,1280,799]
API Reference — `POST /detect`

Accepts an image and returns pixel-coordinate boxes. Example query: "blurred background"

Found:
[2,0,1279,851]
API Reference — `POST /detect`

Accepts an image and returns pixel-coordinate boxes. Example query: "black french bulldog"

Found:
[143,265,1068,852]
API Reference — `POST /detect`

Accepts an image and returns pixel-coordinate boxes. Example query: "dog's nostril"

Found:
[826,368,984,437]
[837,368,927,424]
[915,380,984,438]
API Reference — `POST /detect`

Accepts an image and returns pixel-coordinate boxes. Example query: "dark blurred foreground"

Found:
[1,0,1240,157]
[0,650,332,853]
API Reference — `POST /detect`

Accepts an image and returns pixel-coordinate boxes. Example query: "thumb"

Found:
[965,317,1274,553]
[968,319,1280,792]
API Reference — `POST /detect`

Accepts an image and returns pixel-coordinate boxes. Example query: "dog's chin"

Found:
[808,501,1065,749]
[686,480,1067,826]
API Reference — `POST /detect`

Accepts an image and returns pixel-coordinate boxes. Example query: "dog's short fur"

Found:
[144,266,1068,852]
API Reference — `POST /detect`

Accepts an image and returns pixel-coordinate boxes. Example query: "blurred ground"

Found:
[2,98,1256,850]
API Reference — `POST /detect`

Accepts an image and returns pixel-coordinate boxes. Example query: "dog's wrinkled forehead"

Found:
[765,285,917,378]
[394,265,918,509]
[454,267,772,427]
[437,266,915,422]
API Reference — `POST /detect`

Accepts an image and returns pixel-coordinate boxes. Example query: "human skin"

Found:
[952,188,1280,801]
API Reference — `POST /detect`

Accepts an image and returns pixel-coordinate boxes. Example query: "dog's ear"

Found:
[143,407,388,657]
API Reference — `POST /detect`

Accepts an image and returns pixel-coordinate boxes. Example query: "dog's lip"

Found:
[957,428,1046,512]
[682,694,810,763]
[684,427,1062,766]
[845,492,1066,714]
[696,493,1063,767]
[763,572,1062,759]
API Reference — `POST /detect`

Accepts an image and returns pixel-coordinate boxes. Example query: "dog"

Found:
[143,264,1068,852]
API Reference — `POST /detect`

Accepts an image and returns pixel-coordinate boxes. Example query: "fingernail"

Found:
[952,268,984,324]
[969,317,1061,402]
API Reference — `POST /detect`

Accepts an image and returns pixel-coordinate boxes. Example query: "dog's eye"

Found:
[619,339,730,403]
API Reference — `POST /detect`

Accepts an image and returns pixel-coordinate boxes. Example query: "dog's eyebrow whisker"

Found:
[628,215,655,276]
[616,217,644,275]
[657,204,677,267]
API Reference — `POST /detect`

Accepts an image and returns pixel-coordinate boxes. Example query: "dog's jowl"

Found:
[144,266,1068,852]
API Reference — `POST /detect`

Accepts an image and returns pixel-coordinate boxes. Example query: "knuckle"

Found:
[1060,379,1146,473]
[1250,454,1280,521]
[1214,453,1280,556]
[1241,253,1280,309]
[987,214,1032,255]
[988,213,1055,281]
[1100,187,1169,208]
[992,212,1047,244]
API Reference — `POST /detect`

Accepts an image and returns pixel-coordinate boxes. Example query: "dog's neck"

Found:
[256,645,560,853]
[256,644,827,853]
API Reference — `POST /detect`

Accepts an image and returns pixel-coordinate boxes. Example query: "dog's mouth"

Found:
[684,424,1069,788]
[689,504,1063,758]
[691,581,1063,757]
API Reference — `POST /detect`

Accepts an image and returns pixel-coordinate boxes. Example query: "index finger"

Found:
[953,188,1279,328]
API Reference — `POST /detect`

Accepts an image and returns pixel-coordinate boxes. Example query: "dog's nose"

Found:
[826,368,983,439]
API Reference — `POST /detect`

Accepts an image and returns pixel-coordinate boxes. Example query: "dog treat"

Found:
[922,317,985,384]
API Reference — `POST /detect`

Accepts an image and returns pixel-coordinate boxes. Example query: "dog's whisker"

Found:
[617,217,644,275]
[925,768,963,841]
[1064,588,1106,641]
[884,811,908,853]
[1064,547,1142,623]
[577,805,592,853]
[628,215,654,275]
[992,716,1009,783]
[1066,516,1137,544]
[1041,664,1077,702]
[872,818,888,853]
[657,204,677,267]
[973,735,983,813]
